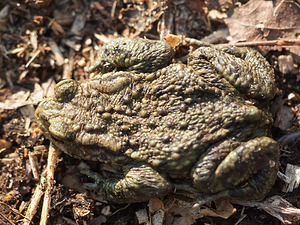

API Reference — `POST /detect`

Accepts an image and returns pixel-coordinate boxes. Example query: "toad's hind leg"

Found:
[81,164,173,203]
[188,46,276,100]
[192,137,279,204]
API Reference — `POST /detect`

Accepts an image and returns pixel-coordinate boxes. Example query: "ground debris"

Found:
[233,196,300,224]
[225,0,300,54]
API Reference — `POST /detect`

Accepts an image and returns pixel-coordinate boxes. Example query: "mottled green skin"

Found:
[35,38,279,204]
[86,38,175,73]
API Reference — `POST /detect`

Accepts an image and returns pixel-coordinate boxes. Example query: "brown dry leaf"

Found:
[149,198,165,213]
[225,0,300,54]
[234,196,300,224]
[164,34,184,48]
[199,199,236,219]
[137,198,236,225]
[0,87,29,109]
[0,82,43,110]
[101,205,111,216]
[0,139,12,150]
[41,78,56,98]
[164,199,200,225]
[149,198,165,225]
[164,198,237,225]
[49,19,65,35]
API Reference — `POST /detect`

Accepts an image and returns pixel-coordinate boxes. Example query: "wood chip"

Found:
[283,164,300,193]
[136,208,149,224]
[49,41,64,66]
[70,13,86,35]
[28,152,39,181]
[278,55,295,74]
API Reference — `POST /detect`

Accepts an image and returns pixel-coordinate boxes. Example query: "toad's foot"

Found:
[192,137,280,202]
[81,164,173,203]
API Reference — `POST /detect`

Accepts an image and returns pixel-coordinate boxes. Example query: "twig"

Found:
[23,171,46,225]
[40,143,58,225]
[0,201,26,225]
[0,201,28,220]
[25,49,41,68]
[111,0,117,18]
[185,37,300,47]
[49,41,64,66]
[28,152,39,180]
[225,39,300,47]
[0,211,14,225]
[23,143,58,225]
[184,37,212,47]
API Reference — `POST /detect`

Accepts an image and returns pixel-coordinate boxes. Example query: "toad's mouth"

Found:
[35,98,65,140]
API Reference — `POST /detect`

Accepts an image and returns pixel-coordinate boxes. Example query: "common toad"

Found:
[35,38,279,204]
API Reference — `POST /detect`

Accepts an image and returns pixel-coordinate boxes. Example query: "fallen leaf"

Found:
[41,78,56,97]
[149,198,165,213]
[163,198,237,224]
[199,199,236,219]
[225,0,300,54]
[149,198,165,225]
[20,105,35,120]
[164,199,199,225]
[0,139,12,150]
[234,196,300,224]
[164,34,183,48]
[0,82,43,110]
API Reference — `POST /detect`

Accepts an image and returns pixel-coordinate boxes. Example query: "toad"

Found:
[35,38,279,204]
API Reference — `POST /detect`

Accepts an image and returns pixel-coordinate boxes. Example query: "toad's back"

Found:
[37,60,272,178]
[35,38,279,204]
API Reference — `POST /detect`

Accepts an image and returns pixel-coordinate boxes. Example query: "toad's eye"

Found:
[54,79,78,102]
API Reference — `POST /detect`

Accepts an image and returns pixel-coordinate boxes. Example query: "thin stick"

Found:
[23,172,46,225]
[224,39,300,47]
[185,37,300,47]
[40,144,58,225]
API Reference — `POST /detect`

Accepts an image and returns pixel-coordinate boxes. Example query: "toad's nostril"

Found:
[54,79,78,102]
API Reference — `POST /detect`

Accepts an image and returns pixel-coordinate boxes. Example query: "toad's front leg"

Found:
[81,164,173,203]
[192,137,279,205]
